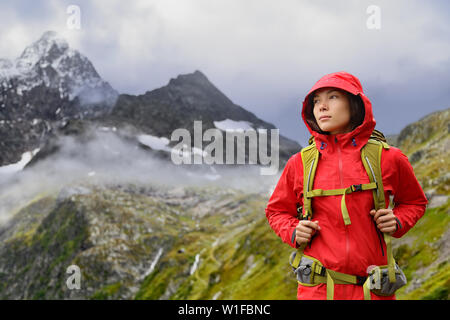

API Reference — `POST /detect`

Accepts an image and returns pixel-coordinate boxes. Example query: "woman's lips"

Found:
[319,116,331,121]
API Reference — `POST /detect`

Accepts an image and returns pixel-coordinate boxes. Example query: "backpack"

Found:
[290,129,397,296]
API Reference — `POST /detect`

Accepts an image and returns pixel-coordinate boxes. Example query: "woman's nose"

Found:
[319,102,328,111]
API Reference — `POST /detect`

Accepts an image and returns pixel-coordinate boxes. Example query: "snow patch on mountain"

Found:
[137,134,171,152]
[214,119,254,131]
[0,148,40,175]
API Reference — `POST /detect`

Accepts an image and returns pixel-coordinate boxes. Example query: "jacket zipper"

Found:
[336,137,350,268]
[336,137,344,187]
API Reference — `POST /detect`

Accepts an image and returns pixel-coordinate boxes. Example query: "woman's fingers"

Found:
[295,228,313,244]
[377,213,395,223]
[380,225,396,234]
[378,220,397,233]
[378,220,396,228]
[296,232,313,244]
[298,220,320,231]
[295,220,321,244]
[297,231,313,239]
[370,209,397,233]
[370,208,391,221]
[297,225,314,234]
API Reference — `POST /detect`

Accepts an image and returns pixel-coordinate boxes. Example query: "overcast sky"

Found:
[0,0,449,146]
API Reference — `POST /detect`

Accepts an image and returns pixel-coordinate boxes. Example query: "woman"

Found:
[265,71,428,300]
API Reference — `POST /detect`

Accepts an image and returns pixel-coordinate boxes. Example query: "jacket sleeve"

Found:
[265,154,302,249]
[389,149,428,238]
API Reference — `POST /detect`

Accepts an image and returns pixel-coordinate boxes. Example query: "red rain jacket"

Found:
[265,71,428,300]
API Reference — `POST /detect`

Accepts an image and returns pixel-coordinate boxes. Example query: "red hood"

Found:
[301,71,375,153]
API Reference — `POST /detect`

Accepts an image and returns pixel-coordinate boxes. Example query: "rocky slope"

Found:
[394,108,449,195]
[390,107,449,300]
[0,183,294,299]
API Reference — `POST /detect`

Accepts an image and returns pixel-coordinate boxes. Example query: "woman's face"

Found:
[312,87,352,135]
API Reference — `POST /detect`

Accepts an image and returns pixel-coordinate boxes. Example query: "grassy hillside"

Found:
[391,108,450,300]
[0,184,297,299]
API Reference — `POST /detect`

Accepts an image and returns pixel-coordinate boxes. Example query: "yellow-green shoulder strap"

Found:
[291,143,319,269]
[361,139,396,283]
[360,139,388,210]
[301,143,319,221]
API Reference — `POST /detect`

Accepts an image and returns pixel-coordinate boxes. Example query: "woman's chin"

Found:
[318,126,333,132]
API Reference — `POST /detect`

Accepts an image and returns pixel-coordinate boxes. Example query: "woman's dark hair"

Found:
[305,89,365,134]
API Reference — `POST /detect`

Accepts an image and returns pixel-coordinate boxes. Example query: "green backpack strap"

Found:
[290,143,319,269]
[361,138,396,283]
[301,144,319,221]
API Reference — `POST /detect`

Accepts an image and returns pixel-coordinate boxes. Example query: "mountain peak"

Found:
[0,30,117,104]
[16,30,69,72]
[39,30,68,45]
[40,30,61,40]
[168,70,211,87]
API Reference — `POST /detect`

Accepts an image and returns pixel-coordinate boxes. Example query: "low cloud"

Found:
[0,125,279,224]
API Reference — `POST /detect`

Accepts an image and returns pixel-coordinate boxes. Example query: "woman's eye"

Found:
[330,95,338,99]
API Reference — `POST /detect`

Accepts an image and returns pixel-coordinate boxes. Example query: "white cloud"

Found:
[0,0,448,145]
[1,0,447,89]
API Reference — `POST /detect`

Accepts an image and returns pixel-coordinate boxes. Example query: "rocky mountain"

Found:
[0,31,117,109]
[19,68,301,177]
[0,31,118,166]
[0,31,301,172]
[103,70,300,166]
[109,70,280,137]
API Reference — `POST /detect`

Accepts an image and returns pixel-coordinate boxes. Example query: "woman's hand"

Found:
[295,220,321,245]
[370,209,398,235]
